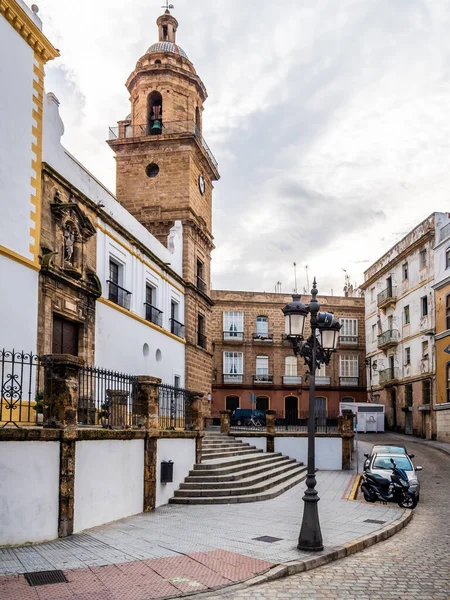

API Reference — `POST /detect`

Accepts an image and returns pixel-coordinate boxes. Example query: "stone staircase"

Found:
[169,432,307,505]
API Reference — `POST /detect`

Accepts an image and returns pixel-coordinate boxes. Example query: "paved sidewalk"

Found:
[0,451,410,599]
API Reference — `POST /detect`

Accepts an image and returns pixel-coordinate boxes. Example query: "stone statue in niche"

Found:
[64,225,75,263]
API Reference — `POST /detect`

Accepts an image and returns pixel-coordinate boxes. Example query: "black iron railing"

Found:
[223,331,244,342]
[196,275,207,294]
[0,349,50,427]
[377,329,399,347]
[170,318,185,338]
[339,376,359,386]
[108,120,218,169]
[223,373,243,384]
[78,366,138,428]
[145,303,163,327]
[253,373,273,384]
[252,332,273,342]
[377,287,397,307]
[158,383,194,430]
[197,332,207,349]
[282,375,302,385]
[275,410,339,433]
[108,280,132,310]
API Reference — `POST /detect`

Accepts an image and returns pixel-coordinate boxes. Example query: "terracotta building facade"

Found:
[210,290,367,419]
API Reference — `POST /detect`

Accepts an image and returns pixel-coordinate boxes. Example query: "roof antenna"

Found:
[293,262,297,294]
[305,264,310,293]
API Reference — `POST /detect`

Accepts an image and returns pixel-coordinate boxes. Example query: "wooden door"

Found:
[52,315,79,356]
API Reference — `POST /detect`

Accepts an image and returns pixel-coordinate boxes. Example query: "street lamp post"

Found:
[282,278,341,551]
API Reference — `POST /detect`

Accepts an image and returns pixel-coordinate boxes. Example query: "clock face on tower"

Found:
[198,174,206,196]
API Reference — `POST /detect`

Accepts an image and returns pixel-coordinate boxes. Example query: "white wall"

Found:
[0,256,38,352]
[0,441,59,545]
[73,440,144,533]
[0,15,35,260]
[156,438,196,507]
[235,436,267,452]
[274,437,342,470]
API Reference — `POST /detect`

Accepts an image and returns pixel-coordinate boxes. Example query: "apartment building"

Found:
[210,290,367,419]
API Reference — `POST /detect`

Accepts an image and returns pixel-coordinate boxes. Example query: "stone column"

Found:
[196,434,203,464]
[144,435,157,512]
[338,409,355,470]
[266,410,276,453]
[58,431,76,537]
[220,410,231,434]
[134,376,161,430]
[43,355,84,429]
[191,393,205,431]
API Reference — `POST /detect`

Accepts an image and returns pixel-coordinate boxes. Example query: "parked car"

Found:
[363,444,414,471]
[231,409,266,426]
[365,452,423,500]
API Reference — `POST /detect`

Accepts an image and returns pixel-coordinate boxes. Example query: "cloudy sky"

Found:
[33,0,450,296]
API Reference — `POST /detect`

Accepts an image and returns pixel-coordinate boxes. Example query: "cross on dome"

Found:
[161,1,174,11]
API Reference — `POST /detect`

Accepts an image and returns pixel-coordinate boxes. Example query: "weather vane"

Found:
[162,1,175,9]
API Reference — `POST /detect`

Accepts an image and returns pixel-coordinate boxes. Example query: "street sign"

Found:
[249,392,257,405]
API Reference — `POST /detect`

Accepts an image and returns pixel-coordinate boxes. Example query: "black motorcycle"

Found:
[360,458,418,509]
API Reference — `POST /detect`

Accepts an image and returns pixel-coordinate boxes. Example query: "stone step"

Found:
[186,455,295,482]
[201,448,262,460]
[180,459,300,490]
[202,442,249,449]
[195,452,283,471]
[169,468,307,505]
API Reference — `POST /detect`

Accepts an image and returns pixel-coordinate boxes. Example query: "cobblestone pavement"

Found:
[201,433,450,600]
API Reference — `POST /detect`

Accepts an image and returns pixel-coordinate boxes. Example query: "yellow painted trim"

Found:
[0,0,59,61]
[98,297,186,344]
[29,53,44,264]
[349,474,361,501]
[97,223,185,295]
[0,245,40,271]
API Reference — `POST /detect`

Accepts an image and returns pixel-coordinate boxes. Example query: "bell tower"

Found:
[107,7,219,403]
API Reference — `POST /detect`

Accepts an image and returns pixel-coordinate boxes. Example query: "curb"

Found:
[190,508,413,599]
[348,474,361,501]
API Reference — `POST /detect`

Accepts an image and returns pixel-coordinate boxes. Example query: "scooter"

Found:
[360,458,418,509]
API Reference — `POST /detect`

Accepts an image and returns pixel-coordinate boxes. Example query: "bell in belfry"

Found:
[150,119,162,134]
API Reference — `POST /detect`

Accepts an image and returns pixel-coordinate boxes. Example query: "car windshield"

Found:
[372,446,406,454]
[373,456,413,471]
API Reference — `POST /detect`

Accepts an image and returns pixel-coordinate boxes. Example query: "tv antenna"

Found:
[293,262,297,293]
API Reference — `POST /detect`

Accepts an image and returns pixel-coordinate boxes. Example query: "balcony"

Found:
[253,374,274,384]
[108,120,218,170]
[377,287,397,310]
[315,376,331,385]
[339,335,358,347]
[145,303,163,327]
[197,332,207,349]
[339,376,359,387]
[379,367,400,384]
[282,375,302,386]
[196,275,207,295]
[223,374,243,384]
[377,329,400,351]
[108,280,131,310]
[252,332,273,342]
[170,318,185,339]
[223,331,244,342]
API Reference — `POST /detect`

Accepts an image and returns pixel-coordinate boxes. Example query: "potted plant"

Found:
[99,401,111,428]
[33,392,44,425]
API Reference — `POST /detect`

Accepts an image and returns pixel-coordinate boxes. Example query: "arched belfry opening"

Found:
[195,106,201,135]
[148,91,163,135]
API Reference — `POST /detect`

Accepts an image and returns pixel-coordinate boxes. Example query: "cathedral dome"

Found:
[146,41,188,60]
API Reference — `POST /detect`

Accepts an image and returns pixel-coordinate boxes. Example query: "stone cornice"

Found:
[0,0,59,62]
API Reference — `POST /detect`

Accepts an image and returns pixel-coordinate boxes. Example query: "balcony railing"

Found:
[108,120,218,169]
[144,303,163,327]
[223,331,244,342]
[377,287,397,308]
[170,318,185,339]
[379,367,399,384]
[377,329,400,349]
[223,374,243,384]
[253,332,274,342]
[197,332,207,349]
[108,280,131,310]
[253,374,274,384]
[315,376,331,385]
[282,375,302,385]
[339,376,359,387]
[196,275,207,295]
[339,335,358,346]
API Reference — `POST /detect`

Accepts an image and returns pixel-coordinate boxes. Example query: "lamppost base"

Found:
[297,542,324,552]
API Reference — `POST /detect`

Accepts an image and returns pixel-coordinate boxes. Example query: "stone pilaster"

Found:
[339,409,355,470]
[196,433,203,464]
[43,355,84,428]
[144,435,157,511]
[134,376,161,430]
[220,410,231,434]
[191,393,204,431]
[266,410,276,452]
[58,430,76,537]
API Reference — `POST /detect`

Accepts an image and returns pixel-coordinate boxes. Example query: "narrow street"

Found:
[204,434,450,600]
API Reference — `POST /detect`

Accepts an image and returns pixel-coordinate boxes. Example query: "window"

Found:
[403,263,408,280]
[370,287,375,302]
[421,340,428,357]
[171,301,184,338]
[421,296,428,317]
[446,248,450,269]
[256,316,269,338]
[339,318,358,344]
[405,347,411,365]
[447,364,450,403]
[405,384,413,408]
[404,305,410,325]
[196,259,206,293]
[197,314,206,348]
[145,284,162,326]
[446,294,450,330]
[422,380,431,405]
[223,352,243,383]
[285,356,297,376]
[339,355,359,384]
[223,311,244,341]
[419,249,427,269]
[316,364,327,377]
[174,375,181,389]
[315,397,327,419]
[255,355,269,381]
[372,324,377,342]
[226,396,239,412]
[256,397,269,412]
[342,397,355,402]
[108,259,130,309]
[162,25,168,39]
